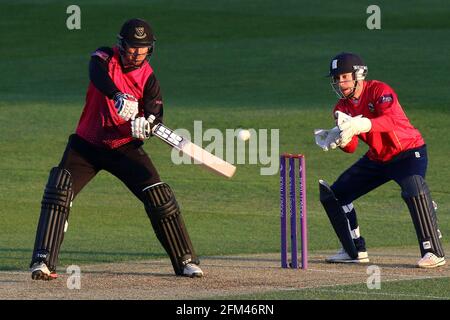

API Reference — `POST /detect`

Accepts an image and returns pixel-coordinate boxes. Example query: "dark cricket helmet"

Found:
[117,18,156,57]
[328,52,368,81]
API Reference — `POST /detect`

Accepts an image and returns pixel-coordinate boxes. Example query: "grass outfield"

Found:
[0,0,449,299]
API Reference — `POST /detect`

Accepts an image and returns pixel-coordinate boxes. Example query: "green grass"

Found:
[214,277,450,300]
[1,0,449,298]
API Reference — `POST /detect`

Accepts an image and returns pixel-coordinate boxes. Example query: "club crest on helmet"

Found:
[117,18,156,65]
[134,27,147,39]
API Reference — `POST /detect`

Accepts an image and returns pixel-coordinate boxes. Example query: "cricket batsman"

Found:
[314,52,445,268]
[30,18,203,279]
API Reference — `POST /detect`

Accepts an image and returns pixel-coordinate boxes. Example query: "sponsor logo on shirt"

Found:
[378,94,393,104]
[91,50,110,61]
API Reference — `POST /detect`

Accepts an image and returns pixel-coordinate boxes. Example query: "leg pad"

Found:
[143,182,198,275]
[401,175,444,257]
[31,167,73,271]
[320,180,358,259]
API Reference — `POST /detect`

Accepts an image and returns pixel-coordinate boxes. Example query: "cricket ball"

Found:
[237,129,251,141]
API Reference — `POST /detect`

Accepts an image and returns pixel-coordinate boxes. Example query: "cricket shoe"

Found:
[417,253,446,269]
[182,263,204,278]
[30,262,57,281]
[326,248,370,263]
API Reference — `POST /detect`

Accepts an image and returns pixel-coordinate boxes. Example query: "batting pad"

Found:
[143,182,199,275]
[401,175,445,258]
[31,167,73,271]
[319,180,358,259]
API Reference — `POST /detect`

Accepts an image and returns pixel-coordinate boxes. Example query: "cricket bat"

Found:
[150,122,236,178]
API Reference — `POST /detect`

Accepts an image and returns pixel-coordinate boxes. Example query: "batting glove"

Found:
[113,92,139,121]
[131,117,151,140]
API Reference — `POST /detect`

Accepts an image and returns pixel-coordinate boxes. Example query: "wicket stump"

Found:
[280,153,308,269]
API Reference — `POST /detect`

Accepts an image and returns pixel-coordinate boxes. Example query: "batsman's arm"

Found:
[89,47,120,99]
[142,73,163,125]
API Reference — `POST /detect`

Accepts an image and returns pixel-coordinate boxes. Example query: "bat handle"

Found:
[148,114,156,124]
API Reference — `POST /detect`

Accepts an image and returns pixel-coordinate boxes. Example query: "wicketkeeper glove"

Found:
[113,92,139,121]
[314,127,342,151]
[335,111,371,144]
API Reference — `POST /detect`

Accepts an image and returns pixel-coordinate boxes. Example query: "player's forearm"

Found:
[340,136,358,153]
[143,73,164,123]
[370,115,396,132]
[143,101,163,125]
[89,57,120,99]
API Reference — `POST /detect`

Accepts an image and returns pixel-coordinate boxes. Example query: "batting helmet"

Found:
[328,52,368,80]
[117,18,156,58]
[328,52,368,98]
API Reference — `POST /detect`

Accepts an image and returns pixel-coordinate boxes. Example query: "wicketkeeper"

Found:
[30,18,203,280]
[315,52,445,268]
